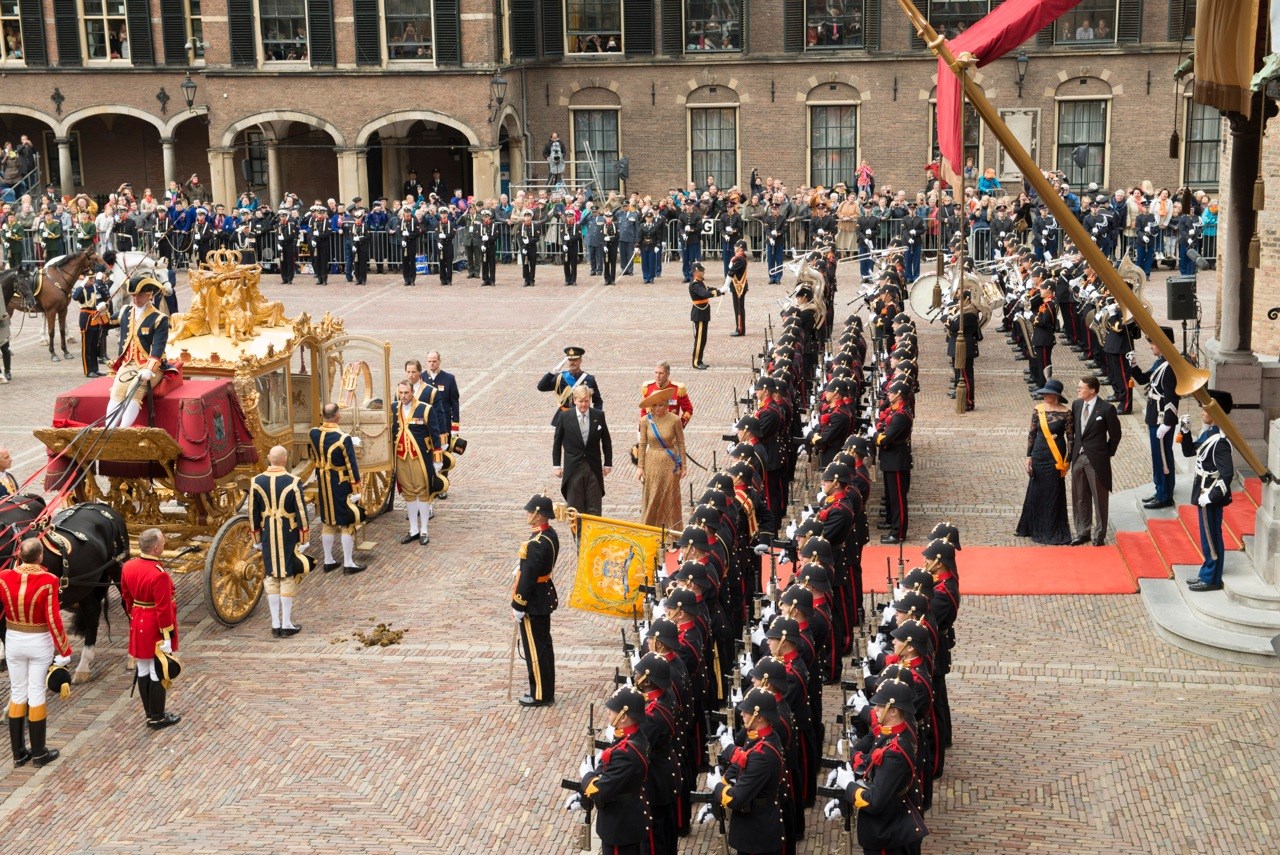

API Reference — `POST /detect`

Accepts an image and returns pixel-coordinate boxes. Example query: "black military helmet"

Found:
[736,686,780,722]
[797,562,834,595]
[798,538,833,566]
[868,676,917,720]
[892,591,931,622]
[749,656,789,690]
[729,442,757,460]
[675,561,716,591]
[903,567,936,593]
[690,506,720,528]
[781,585,813,616]
[796,518,824,540]
[46,663,72,700]
[922,538,957,568]
[707,473,734,494]
[663,585,699,615]
[929,522,962,550]
[891,619,933,657]
[633,652,672,690]
[524,494,554,517]
[605,686,646,719]
[735,415,762,434]
[822,462,853,485]
[677,526,710,550]
[726,462,755,482]
[765,616,801,645]
[700,488,728,510]
[647,617,680,650]
[692,261,705,273]
[844,436,871,457]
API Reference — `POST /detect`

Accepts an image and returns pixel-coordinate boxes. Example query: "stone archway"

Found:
[0,106,58,197]
[357,112,481,202]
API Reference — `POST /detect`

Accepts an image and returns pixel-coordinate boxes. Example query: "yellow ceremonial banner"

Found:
[567,514,667,618]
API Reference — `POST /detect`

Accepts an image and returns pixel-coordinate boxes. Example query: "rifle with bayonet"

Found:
[558,702,595,850]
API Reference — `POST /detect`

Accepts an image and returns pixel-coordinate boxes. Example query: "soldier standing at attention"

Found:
[250,446,313,637]
[308,405,368,576]
[512,494,560,707]
[519,209,539,287]
[602,210,620,285]
[120,528,182,730]
[728,239,749,337]
[689,263,722,370]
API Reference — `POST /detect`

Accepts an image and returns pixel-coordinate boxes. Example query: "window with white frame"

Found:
[261,0,308,61]
[930,100,980,173]
[690,107,737,190]
[566,0,621,54]
[1055,0,1117,44]
[572,109,620,190]
[807,0,864,49]
[82,0,128,60]
[930,1,988,40]
[685,1,742,52]
[386,0,433,60]
[1056,99,1107,188]
[1184,100,1220,187]
[187,0,205,59]
[810,105,858,188]
[0,1,22,62]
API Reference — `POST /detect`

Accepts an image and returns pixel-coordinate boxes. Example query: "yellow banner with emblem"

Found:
[567,513,668,619]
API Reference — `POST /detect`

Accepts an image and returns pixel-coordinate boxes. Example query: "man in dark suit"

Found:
[552,385,612,516]
[1069,375,1123,546]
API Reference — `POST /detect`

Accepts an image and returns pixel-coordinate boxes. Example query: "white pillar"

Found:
[380,136,405,202]
[55,137,74,197]
[265,140,283,208]
[469,145,501,201]
[335,147,366,205]
[160,137,177,188]
[206,146,237,207]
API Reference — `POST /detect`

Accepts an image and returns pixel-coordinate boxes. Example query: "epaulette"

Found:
[675,383,686,396]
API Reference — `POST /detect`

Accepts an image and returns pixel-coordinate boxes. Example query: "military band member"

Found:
[689,263,722,370]
[2,538,73,767]
[640,361,694,427]
[105,275,170,429]
[74,211,96,252]
[727,240,749,337]
[537,346,604,422]
[393,381,448,545]
[308,405,368,576]
[394,209,422,286]
[512,494,559,707]
[602,210,620,285]
[276,209,300,284]
[348,209,370,286]
[2,213,23,271]
[71,264,113,378]
[1101,301,1134,414]
[307,206,333,286]
[435,212,456,286]
[1180,390,1235,592]
[575,687,652,848]
[38,211,63,259]
[518,210,540,287]
[120,528,182,730]
[562,209,582,286]
[249,447,313,637]
[946,291,982,411]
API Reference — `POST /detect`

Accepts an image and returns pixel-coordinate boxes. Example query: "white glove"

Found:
[564,794,584,811]
[880,604,896,625]
[863,661,873,680]
[718,725,734,750]
[835,765,855,788]
[349,493,361,503]
[512,608,525,622]
[1125,351,1137,366]
[824,799,843,820]
[54,654,71,667]
[738,651,754,677]
[850,691,869,713]
[1021,310,1033,321]
[1198,492,1211,507]
[1156,424,1171,440]
[705,767,724,789]
[629,650,641,670]
[96,301,107,311]
[893,584,907,601]
[753,543,770,556]
[909,229,917,236]
[785,521,798,540]
[601,724,616,742]
[825,767,841,788]
[696,804,717,825]
[579,758,595,778]
[651,603,666,621]
[866,639,883,659]
[137,368,155,382]
[761,602,777,624]
[816,490,827,503]
[351,436,363,448]
[750,624,766,646]
[730,686,743,705]
[159,639,173,654]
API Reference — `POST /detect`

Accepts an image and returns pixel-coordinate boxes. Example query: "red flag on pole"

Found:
[936,0,1083,174]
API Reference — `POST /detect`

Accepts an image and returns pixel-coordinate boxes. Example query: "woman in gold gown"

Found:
[637,390,687,531]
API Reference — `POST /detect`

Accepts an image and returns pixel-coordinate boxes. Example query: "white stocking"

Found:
[418,503,430,536]
[321,534,336,564]
[108,399,141,428]
[267,593,282,628]
[341,533,356,567]
[280,595,295,629]
[406,500,420,535]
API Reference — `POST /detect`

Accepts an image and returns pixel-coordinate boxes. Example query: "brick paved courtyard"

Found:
[0,258,1276,853]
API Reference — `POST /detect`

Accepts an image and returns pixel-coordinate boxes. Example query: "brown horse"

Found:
[28,249,98,362]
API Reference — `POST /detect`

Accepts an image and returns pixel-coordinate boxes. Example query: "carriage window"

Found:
[254,367,290,434]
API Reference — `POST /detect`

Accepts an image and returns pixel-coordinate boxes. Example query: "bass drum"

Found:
[907,271,984,322]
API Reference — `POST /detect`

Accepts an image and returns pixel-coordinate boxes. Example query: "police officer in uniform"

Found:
[689,262,722,370]
[601,210,620,285]
[249,446,312,637]
[518,210,540,287]
[512,494,560,707]
[1180,390,1235,592]
[308,403,369,575]
[727,239,748,337]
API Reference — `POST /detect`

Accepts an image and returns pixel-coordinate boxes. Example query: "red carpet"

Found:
[1116,532,1173,582]
[1244,477,1263,507]
[850,545,1136,595]
[1224,495,1257,540]
[1178,504,1242,551]
[1147,518,1203,567]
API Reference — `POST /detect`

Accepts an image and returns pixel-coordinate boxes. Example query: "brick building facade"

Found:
[0,1,1211,206]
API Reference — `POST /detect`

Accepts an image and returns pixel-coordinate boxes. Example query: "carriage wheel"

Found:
[205,513,263,627]
[359,470,394,520]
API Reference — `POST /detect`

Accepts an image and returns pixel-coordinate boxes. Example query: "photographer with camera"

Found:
[544,132,566,185]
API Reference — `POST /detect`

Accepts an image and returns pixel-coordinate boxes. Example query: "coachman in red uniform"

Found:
[120,528,182,730]
[2,538,73,767]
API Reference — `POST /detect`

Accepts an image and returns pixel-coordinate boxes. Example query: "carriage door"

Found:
[316,335,393,474]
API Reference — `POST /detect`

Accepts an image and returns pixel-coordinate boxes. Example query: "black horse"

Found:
[0,494,129,683]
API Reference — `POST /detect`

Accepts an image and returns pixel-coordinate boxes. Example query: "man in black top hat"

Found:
[512,494,560,706]
[688,262,722,370]
[1180,390,1235,592]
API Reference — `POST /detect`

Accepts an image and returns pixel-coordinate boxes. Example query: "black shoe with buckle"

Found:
[280,625,302,636]
[400,533,418,545]
[343,564,367,575]
[323,562,340,573]
[419,534,430,546]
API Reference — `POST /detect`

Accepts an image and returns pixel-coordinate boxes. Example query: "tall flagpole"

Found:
[894,0,1272,481]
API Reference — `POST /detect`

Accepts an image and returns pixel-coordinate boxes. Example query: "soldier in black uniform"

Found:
[639,209,663,284]
[348,209,370,286]
[678,201,704,283]
[518,210,539,287]
[390,209,418,286]
[71,261,112,377]
[511,494,559,706]
[190,208,216,266]
[877,381,913,545]
[707,687,786,854]
[1102,300,1135,414]
[1028,280,1058,393]
[945,291,982,411]
[720,201,744,278]
[727,239,748,337]
[763,203,789,284]
[307,206,332,286]
[276,209,300,284]
[633,653,679,855]
[478,209,498,286]
[575,686,652,853]
[601,210,620,285]
[689,262,722,370]
[563,211,582,286]
[434,212,455,286]
[900,207,926,281]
